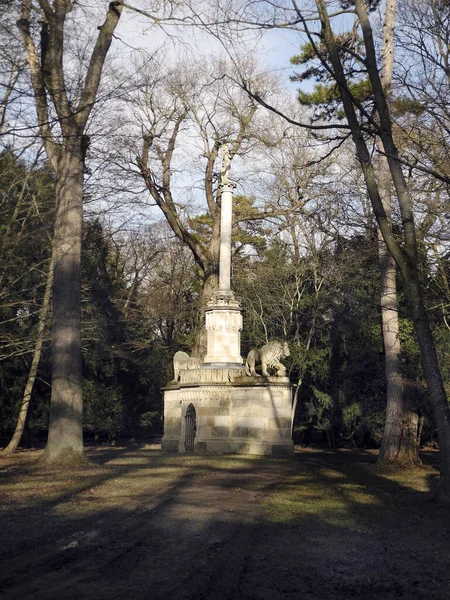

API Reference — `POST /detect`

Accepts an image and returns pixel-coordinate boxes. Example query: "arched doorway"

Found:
[184,403,196,453]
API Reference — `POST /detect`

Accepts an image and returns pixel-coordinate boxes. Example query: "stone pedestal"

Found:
[203,291,243,367]
[161,369,294,457]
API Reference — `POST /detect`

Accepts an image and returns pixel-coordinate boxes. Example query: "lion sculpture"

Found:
[245,341,290,377]
[172,351,202,382]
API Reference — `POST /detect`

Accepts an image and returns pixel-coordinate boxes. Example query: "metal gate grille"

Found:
[184,403,196,453]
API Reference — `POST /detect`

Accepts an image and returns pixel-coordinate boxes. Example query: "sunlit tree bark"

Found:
[17,0,123,463]
[376,0,420,466]
[312,0,450,500]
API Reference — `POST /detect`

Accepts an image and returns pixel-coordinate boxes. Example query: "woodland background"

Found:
[0,0,448,456]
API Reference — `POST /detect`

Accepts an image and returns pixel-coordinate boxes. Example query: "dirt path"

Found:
[0,447,449,599]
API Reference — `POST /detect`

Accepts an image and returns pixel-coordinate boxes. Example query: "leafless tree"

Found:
[199,0,450,498]
[17,1,124,464]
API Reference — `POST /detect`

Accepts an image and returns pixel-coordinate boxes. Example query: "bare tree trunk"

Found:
[417,414,425,447]
[17,0,123,464]
[40,145,84,463]
[201,259,220,305]
[377,162,420,466]
[0,254,53,455]
[291,312,316,436]
[377,225,405,463]
[191,266,219,360]
[313,0,450,500]
[404,276,450,498]
[375,0,419,466]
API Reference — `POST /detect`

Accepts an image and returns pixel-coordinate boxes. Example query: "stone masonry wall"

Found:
[161,376,294,456]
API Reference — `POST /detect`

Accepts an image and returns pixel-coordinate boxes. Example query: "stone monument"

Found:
[161,146,294,456]
[203,145,243,367]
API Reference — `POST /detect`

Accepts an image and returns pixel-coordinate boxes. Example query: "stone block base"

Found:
[192,439,294,456]
[160,438,180,453]
[161,374,294,457]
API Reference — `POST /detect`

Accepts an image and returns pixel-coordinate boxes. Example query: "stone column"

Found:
[219,180,235,293]
[203,145,243,367]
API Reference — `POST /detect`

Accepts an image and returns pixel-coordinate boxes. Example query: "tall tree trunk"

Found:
[375,0,419,465]
[17,1,123,464]
[377,161,420,466]
[404,276,450,498]
[191,265,219,360]
[201,265,219,306]
[291,311,316,436]
[41,143,84,464]
[377,224,405,463]
[1,254,53,456]
[314,0,450,500]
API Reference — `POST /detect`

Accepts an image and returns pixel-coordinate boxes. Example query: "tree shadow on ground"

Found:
[0,446,448,600]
